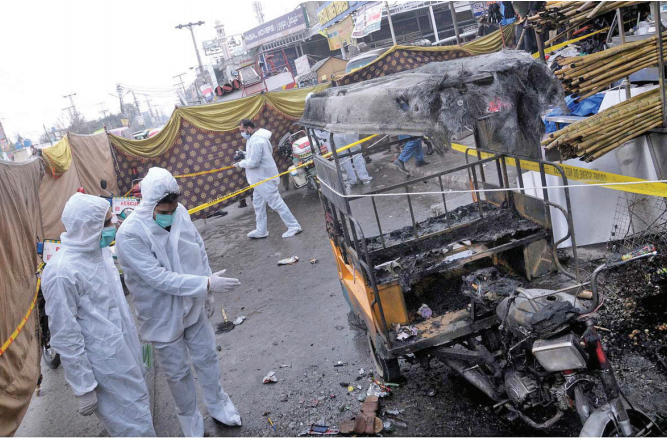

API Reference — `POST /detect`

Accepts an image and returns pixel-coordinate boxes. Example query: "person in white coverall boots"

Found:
[332,132,372,189]
[41,193,155,437]
[115,167,242,437]
[235,118,302,239]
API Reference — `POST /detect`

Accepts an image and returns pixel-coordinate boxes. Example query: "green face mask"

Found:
[155,213,175,229]
[99,226,116,248]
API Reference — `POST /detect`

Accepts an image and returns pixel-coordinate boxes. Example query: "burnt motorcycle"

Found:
[420,247,663,436]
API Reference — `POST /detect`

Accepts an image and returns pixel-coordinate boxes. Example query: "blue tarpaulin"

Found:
[544,93,604,134]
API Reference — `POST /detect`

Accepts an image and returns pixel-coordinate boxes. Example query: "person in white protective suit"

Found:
[234,118,302,239]
[115,167,242,437]
[332,132,373,188]
[41,193,155,437]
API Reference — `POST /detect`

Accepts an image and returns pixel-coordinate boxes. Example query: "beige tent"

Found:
[0,158,44,436]
[39,133,119,239]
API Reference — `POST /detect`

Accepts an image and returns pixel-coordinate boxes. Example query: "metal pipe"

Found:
[437,175,451,228]
[471,163,484,218]
[371,197,386,249]
[449,2,461,44]
[429,5,439,41]
[385,2,397,46]
[505,405,565,430]
[440,357,501,401]
[652,1,667,127]
[535,31,546,62]
[405,185,419,239]
[616,8,632,101]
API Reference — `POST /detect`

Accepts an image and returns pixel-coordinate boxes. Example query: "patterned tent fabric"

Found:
[464,23,516,55]
[109,84,330,159]
[113,105,296,219]
[336,45,473,86]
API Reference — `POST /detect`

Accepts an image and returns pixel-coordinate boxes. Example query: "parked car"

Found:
[132,129,150,140]
[345,48,389,74]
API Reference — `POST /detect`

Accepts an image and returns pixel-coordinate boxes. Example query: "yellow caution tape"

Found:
[0,277,41,358]
[187,135,379,215]
[451,143,667,198]
[174,165,235,179]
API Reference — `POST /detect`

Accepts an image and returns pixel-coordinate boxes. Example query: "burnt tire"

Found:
[368,334,401,383]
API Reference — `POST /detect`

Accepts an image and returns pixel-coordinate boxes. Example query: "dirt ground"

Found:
[16,137,667,437]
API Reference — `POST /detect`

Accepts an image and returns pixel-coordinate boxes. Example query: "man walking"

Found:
[393,135,430,173]
[235,119,302,239]
[115,167,242,436]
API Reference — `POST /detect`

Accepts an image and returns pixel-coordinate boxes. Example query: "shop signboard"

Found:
[351,2,383,39]
[317,1,364,28]
[326,15,355,51]
[243,8,307,50]
[471,1,487,17]
[295,54,311,76]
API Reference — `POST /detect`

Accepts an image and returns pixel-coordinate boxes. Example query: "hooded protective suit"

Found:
[332,133,371,186]
[41,193,155,437]
[238,128,301,238]
[115,167,240,437]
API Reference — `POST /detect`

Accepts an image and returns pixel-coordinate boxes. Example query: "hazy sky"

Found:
[0,0,303,141]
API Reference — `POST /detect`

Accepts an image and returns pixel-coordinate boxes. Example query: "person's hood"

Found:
[252,128,272,141]
[60,193,110,252]
[134,167,180,220]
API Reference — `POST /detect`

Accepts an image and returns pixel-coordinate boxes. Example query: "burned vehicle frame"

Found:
[298,51,663,435]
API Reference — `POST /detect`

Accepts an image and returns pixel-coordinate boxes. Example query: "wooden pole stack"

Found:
[527,1,643,40]
[543,88,662,161]
[555,32,667,100]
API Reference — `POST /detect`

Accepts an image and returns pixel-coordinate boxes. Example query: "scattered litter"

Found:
[359,368,366,376]
[357,394,366,402]
[217,308,235,332]
[233,316,246,325]
[427,388,436,397]
[367,382,391,398]
[333,361,348,367]
[384,382,400,388]
[310,259,318,264]
[385,408,405,416]
[339,382,350,387]
[395,325,418,341]
[383,421,394,432]
[347,385,355,392]
[268,417,277,431]
[418,304,433,320]
[390,419,408,429]
[279,364,291,368]
[280,393,288,402]
[263,371,277,384]
[357,385,362,390]
[278,256,299,265]
[216,346,222,352]
[310,399,319,408]
[299,424,340,436]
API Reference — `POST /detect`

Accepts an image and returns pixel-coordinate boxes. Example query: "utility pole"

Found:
[173,73,190,105]
[116,84,125,114]
[175,22,208,91]
[144,95,155,124]
[385,2,397,46]
[97,102,109,120]
[131,90,144,126]
[43,124,53,146]
[63,93,79,118]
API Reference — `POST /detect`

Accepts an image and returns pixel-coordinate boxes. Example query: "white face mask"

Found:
[241,132,250,140]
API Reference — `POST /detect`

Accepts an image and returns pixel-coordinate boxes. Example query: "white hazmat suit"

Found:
[237,128,301,238]
[115,168,241,437]
[332,133,372,186]
[42,193,155,437]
